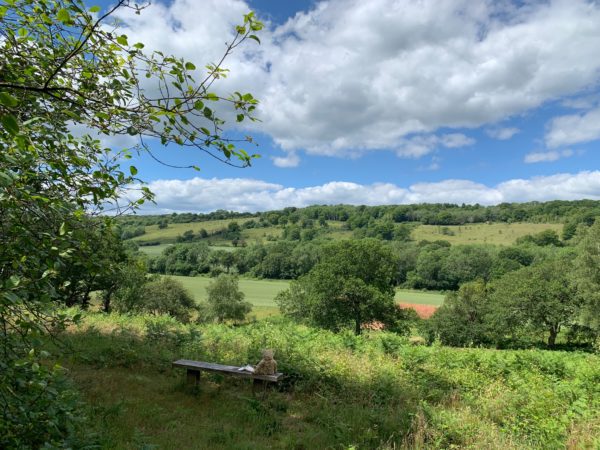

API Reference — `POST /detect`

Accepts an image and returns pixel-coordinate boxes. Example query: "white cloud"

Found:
[272,152,300,168]
[545,107,600,148]
[524,149,574,163]
[113,0,600,160]
[134,171,600,213]
[486,127,520,140]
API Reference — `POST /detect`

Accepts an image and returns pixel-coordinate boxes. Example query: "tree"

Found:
[0,1,262,445]
[139,277,196,323]
[489,255,580,347]
[276,239,407,335]
[205,274,252,323]
[575,220,600,332]
[429,280,491,346]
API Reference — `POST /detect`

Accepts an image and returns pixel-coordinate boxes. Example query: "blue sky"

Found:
[95,0,600,213]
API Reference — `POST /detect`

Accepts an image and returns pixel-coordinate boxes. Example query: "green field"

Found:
[170,275,289,319]
[138,243,173,257]
[167,276,444,318]
[132,219,254,244]
[395,289,445,306]
[132,218,565,247]
[412,222,563,245]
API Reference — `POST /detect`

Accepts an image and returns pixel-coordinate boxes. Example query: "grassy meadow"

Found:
[412,222,564,245]
[55,313,600,449]
[171,275,288,319]
[162,275,445,318]
[131,218,564,247]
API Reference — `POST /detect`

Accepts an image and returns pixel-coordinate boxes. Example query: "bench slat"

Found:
[173,359,283,382]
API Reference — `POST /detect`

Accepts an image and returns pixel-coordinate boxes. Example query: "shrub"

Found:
[139,277,196,323]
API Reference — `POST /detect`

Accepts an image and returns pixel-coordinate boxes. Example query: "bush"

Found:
[139,277,196,323]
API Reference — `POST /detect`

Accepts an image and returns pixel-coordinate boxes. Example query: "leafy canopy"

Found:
[277,239,408,335]
[0,0,262,446]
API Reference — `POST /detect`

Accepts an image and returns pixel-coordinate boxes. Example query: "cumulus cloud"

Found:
[272,152,300,168]
[133,171,600,213]
[545,107,600,148]
[486,127,520,140]
[113,0,600,160]
[524,149,574,163]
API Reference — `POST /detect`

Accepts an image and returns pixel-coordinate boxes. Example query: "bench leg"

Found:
[252,379,269,397]
[186,369,200,386]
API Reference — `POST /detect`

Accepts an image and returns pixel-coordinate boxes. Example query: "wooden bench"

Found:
[172,359,284,387]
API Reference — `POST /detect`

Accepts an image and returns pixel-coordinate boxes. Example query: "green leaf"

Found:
[89,5,101,13]
[129,165,138,176]
[116,35,128,46]
[248,34,261,44]
[57,8,71,23]
[59,222,67,236]
[1,114,19,135]
[185,62,196,70]
[0,92,18,107]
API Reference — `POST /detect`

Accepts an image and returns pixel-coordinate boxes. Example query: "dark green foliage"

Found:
[138,277,196,323]
[277,239,409,334]
[575,220,600,333]
[151,242,211,275]
[489,255,580,347]
[516,229,563,246]
[429,280,491,346]
[0,354,90,449]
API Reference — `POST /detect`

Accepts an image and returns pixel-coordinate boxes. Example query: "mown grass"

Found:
[395,289,445,306]
[137,243,173,257]
[412,223,564,245]
[167,275,445,317]
[55,313,600,449]
[171,275,287,319]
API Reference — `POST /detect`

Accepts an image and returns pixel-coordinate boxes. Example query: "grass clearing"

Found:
[395,289,445,306]
[168,276,444,317]
[137,243,173,257]
[170,275,288,319]
[412,222,564,245]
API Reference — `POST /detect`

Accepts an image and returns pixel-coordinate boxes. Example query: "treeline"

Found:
[147,229,570,290]
[117,199,600,229]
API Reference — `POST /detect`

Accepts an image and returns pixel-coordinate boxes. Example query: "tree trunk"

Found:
[354,307,361,335]
[102,287,114,313]
[548,326,559,348]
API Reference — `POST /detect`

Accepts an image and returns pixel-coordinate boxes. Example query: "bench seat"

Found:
[173,359,284,384]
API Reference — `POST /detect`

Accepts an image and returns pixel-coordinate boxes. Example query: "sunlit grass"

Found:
[412,222,564,245]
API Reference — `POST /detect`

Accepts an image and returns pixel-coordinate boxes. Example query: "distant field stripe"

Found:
[399,303,438,319]
[394,289,445,306]
[168,275,288,308]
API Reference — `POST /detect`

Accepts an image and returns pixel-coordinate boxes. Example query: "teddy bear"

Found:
[253,349,277,375]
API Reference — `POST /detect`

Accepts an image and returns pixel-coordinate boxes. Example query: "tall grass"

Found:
[55,311,600,449]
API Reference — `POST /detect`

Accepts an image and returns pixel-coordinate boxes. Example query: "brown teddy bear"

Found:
[253,349,277,375]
